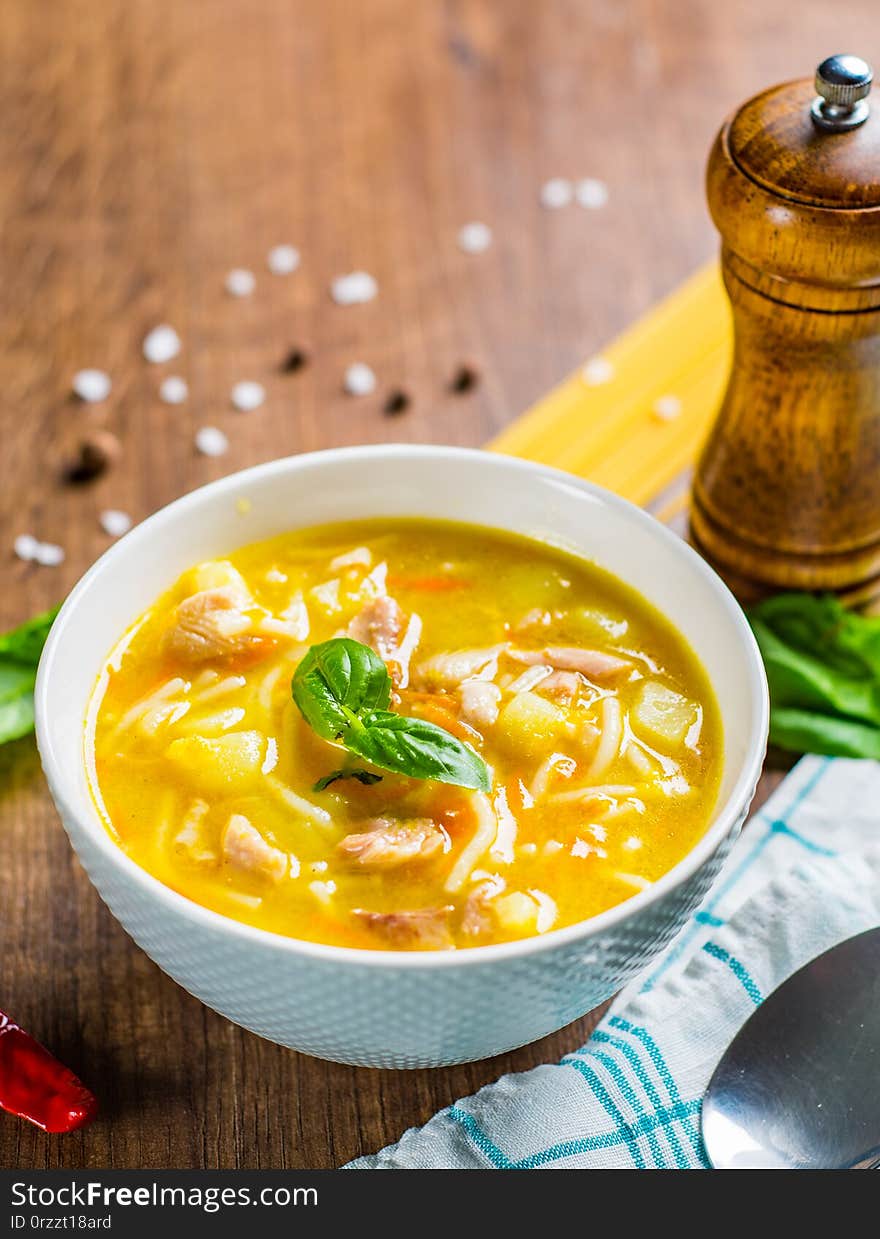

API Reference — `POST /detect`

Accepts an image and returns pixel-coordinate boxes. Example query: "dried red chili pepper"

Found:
[0,1010,98,1133]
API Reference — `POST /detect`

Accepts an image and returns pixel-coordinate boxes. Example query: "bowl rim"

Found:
[36,443,769,970]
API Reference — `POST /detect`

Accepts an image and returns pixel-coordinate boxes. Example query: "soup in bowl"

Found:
[89,521,722,952]
[36,447,767,1066]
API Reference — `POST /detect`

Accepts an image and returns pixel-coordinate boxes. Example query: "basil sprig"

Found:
[749,592,880,759]
[312,768,383,792]
[0,605,60,746]
[292,637,490,791]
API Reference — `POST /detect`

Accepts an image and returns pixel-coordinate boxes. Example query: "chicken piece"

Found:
[536,670,582,705]
[459,680,501,729]
[461,878,504,936]
[337,817,448,868]
[166,587,265,663]
[222,813,288,882]
[353,907,454,950]
[347,595,421,688]
[329,546,372,572]
[173,798,217,865]
[414,645,505,692]
[514,608,553,633]
[509,645,630,681]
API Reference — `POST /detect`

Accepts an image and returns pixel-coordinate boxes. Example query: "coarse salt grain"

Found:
[195,426,229,457]
[540,178,574,209]
[99,509,132,538]
[72,369,112,403]
[268,245,300,275]
[576,177,609,210]
[330,271,378,305]
[230,381,266,412]
[582,356,614,385]
[13,534,39,561]
[33,542,65,567]
[225,268,256,297]
[653,394,682,421]
[343,362,377,397]
[159,375,188,404]
[457,221,493,253]
[143,325,181,364]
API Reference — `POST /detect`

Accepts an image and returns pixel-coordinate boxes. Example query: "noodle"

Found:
[195,674,247,705]
[265,774,332,828]
[547,784,637,805]
[508,665,552,694]
[584,696,622,781]
[109,677,190,742]
[173,707,246,737]
[529,752,576,799]
[445,791,498,893]
[613,871,653,892]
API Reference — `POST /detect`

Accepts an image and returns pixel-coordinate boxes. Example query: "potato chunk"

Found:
[632,681,698,747]
[492,891,540,935]
[178,560,252,607]
[496,691,565,758]
[166,730,266,794]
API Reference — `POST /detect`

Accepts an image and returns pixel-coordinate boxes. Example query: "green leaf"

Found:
[312,768,383,792]
[292,637,391,741]
[770,708,880,761]
[750,616,880,726]
[0,605,60,746]
[291,636,491,791]
[0,605,60,666]
[748,593,880,759]
[349,710,491,791]
[0,664,39,744]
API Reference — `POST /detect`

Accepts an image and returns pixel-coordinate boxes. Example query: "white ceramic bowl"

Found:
[36,446,768,1068]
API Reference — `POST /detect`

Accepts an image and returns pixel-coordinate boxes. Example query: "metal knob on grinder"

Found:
[811,54,873,131]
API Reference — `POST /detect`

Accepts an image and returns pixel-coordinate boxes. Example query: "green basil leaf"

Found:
[770,707,880,761]
[292,637,391,741]
[752,593,880,680]
[0,605,60,666]
[312,768,383,792]
[291,635,492,791]
[748,593,880,760]
[0,664,39,745]
[0,606,60,746]
[349,709,491,791]
[750,616,880,726]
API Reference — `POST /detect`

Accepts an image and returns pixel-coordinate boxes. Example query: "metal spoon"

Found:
[702,926,880,1169]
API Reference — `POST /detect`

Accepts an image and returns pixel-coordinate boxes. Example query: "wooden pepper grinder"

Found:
[690,55,880,603]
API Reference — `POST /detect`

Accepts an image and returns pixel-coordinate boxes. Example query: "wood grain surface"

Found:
[0,0,871,1170]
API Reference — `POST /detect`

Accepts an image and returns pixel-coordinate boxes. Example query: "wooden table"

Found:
[1,0,872,1170]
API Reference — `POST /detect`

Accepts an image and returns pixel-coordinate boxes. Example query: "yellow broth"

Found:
[87,519,722,951]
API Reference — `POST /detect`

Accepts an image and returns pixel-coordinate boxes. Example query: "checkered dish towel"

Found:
[349,757,880,1169]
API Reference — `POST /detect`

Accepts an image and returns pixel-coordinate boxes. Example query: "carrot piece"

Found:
[404,700,481,744]
[505,776,529,814]
[221,637,279,671]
